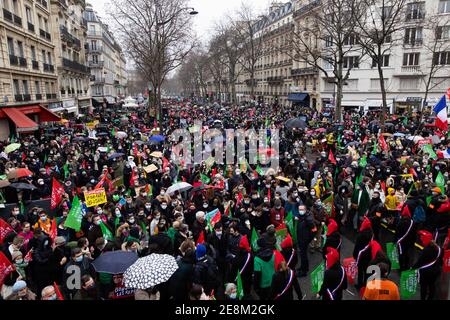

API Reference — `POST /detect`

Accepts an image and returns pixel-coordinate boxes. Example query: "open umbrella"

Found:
[116,131,128,139]
[92,251,138,274]
[150,135,165,143]
[7,168,33,180]
[5,143,21,154]
[166,182,192,195]
[73,137,87,142]
[124,254,179,289]
[96,132,108,137]
[9,182,36,190]
[108,153,125,160]
[393,132,406,137]
[97,147,108,153]
[285,118,307,129]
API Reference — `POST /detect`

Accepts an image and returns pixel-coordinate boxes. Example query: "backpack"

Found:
[413,205,426,223]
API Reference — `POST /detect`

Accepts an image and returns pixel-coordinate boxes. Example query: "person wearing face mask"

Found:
[73,275,100,300]
[41,285,60,300]
[296,205,315,277]
[350,183,370,231]
[192,211,207,243]
[206,222,227,281]
[123,196,136,216]
[87,215,104,245]
[63,248,92,299]
[270,199,286,228]
[33,211,52,235]
[9,206,25,224]
[366,191,385,241]
[159,201,170,220]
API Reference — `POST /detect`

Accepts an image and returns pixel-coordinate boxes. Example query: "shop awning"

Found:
[39,106,61,122]
[3,108,39,132]
[288,93,309,102]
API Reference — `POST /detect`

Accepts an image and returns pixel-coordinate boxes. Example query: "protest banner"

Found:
[84,188,107,208]
[386,242,400,270]
[400,269,418,299]
[311,261,325,293]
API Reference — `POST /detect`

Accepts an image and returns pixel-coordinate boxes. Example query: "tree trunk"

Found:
[377,64,387,126]
[335,80,343,122]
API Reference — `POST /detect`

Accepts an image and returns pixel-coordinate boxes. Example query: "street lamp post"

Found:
[154,7,198,129]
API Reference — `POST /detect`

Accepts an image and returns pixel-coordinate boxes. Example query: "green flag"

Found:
[64,196,83,232]
[359,155,367,168]
[63,163,69,179]
[236,271,244,300]
[426,195,433,207]
[200,173,210,184]
[337,134,342,147]
[251,228,259,252]
[403,117,408,126]
[265,117,270,128]
[435,172,445,193]
[310,262,325,293]
[400,269,419,299]
[422,144,437,160]
[114,216,120,230]
[355,173,362,187]
[321,225,328,249]
[386,242,400,270]
[99,221,114,241]
[43,153,48,165]
[275,227,288,251]
[111,127,115,137]
[372,140,377,154]
[255,165,264,176]
[285,212,297,244]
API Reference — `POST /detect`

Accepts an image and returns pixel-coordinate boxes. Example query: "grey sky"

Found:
[89,0,272,42]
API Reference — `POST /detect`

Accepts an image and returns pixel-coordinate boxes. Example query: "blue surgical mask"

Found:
[299,210,306,216]
[229,293,237,299]
[75,255,83,262]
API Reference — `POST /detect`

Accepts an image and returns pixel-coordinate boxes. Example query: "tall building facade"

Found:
[0,0,60,140]
[84,4,127,105]
[48,0,91,115]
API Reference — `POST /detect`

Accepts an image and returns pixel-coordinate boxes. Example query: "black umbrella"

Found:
[285,118,307,129]
[108,153,125,160]
[73,137,87,142]
[135,140,145,146]
[97,132,108,137]
[92,251,139,274]
[145,140,159,146]
[9,182,37,190]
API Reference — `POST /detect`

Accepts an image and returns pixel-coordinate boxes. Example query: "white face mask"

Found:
[161,204,167,209]
[97,210,103,215]
[129,218,135,224]
[160,191,165,196]
[145,205,151,210]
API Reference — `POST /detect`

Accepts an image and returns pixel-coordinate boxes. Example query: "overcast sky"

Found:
[89,0,272,42]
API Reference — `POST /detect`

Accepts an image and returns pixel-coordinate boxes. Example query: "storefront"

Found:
[78,97,92,114]
[395,97,422,114]
[0,105,60,140]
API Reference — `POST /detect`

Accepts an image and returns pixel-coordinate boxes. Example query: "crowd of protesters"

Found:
[0,99,449,301]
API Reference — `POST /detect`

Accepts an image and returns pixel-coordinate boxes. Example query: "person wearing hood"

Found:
[229,235,253,299]
[384,187,400,224]
[193,244,220,296]
[363,262,400,300]
[353,217,374,290]
[318,247,347,300]
[253,238,276,300]
[368,239,392,273]
[296,204,315,277]
[395,205,416,271]
[169,240,196,300]
[280,234,297,270]
[413,230,443,300]
[350,182,370,230]
[322,219,342,257]
[366,190,385,241]
[6,280,36,300]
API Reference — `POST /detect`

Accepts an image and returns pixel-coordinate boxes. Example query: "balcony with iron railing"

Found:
[9,55,18,66]
[36,94,42,100]
[89,60,104,68]
[15,94,23,102]
[46,93,57,100]
[32,60,39,70]
[39,29,51,41]
[58,0,68,8]
[13,14,22,27]
[293,0,321,18]
[62,58,90,74]
[291,67,319,76]
[3,8,13,22]
[18,57,27,67]
[43,63,55,72]
[28,22,35,32]
[266,76,285,83]
[23,94,31,101]
[88,45,103,53]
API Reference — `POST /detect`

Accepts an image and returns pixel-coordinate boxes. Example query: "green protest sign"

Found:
[310,262,325,293]
[400,269,418,299]
[386,242,400,270]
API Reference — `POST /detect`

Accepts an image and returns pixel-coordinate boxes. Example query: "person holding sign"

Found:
[413,230,443,300]
[318,247,347,301]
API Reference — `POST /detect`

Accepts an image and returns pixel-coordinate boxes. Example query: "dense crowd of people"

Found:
[0,100,449,301]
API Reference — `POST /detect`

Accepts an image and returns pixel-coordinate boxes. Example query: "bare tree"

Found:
[176,49,210,98]
[420,14,450,115]
[286,0,363,121]
[108,0,197,127]
[353,0,407,125]
[230,2,265,101]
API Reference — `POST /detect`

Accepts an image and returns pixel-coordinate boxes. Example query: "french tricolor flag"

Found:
[433,95,448,132]
[437,148,450,159]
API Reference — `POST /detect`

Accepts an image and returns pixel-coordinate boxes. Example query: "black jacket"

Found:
[193,255,219,295]
[148,232,174,255]
[395,217,416,253]
[296,213,315,245]
[353,229,373,268]
[319,263,347,300]
[281,247,298,270]
[229,249,253,295]
[413,244,443,278]
[168,254,195,300]
[270,269,302,300]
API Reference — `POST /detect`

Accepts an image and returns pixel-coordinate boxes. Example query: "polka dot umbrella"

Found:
[123,254,179,289]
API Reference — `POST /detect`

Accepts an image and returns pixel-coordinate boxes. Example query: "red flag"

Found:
[49,218,57,242]
[53,282,65,300]
[51,178,66,210]
[379,135,388,152]
[268,188,271,202]
[22,152,26,161]
[153,119,158,129]
[0,218,15,244]
[129,169,137,186]
[380,181,386,194]
[0,251,16,287]
[211,168,217,178]
[24,249,33,263]
[196,231,205,246]
[362,136,368,144]
[328,150,337,165]
[444,250,450,273]
[237,191,243,205]
[409,167,417,178]
[162,157,170,171]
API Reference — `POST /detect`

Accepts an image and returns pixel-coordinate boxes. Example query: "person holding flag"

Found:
[433,95,448,132]
[229,235,253,299]
[270,260,302,300]
[318,247,347,301]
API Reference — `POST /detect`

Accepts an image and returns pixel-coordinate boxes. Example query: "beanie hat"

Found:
[370,240,383,260]
[13,280,27,292]
[325,247,339,270]
[239,235,251,252]
[401,205,411,218]
[196,244,207,260]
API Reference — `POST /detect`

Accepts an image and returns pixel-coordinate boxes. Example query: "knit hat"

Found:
[12,280,27,292]
[325,247,339,270]
[326,219,338,236]
[418,230,433,247]
[280,234,293,249]
[370,240,383,260]
[239,235,251,252]
[196,244,207,260]
[359,217,372,232]
[401,205,411,218]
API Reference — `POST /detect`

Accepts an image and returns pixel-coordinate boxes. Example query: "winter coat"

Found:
[270,269,302,300]
[229,249,253,295]
[168,255,195,300]
[319,263,347,300]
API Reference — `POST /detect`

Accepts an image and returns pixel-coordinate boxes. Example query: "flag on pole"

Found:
[196,231,205,245]
[372,140,377,154]
[0,251,16,287]
[99,221,114,241]
[285,212,297,244]
[433,95,448,132]
[359,155,367,167]
[328,150,337,165]
[236,271,244,300]
[436,172,445,193]
[64,196,83,232]
[251,228,259,252]
[53,282,65,300]
[206,209,221,231]
[437,148,450,159]
[379,134,388,152]
[200,173,211,184]
[63,163,70,179]
[50,178,66,210]
[49,218,57,242]
[162,157,170,171]
[0,218,15,244]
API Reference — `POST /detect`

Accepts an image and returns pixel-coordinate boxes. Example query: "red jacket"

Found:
[270,207,286,227]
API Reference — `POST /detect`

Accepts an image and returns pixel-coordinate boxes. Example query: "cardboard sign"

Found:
[84,188,107,207]
[417,138,432,147]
